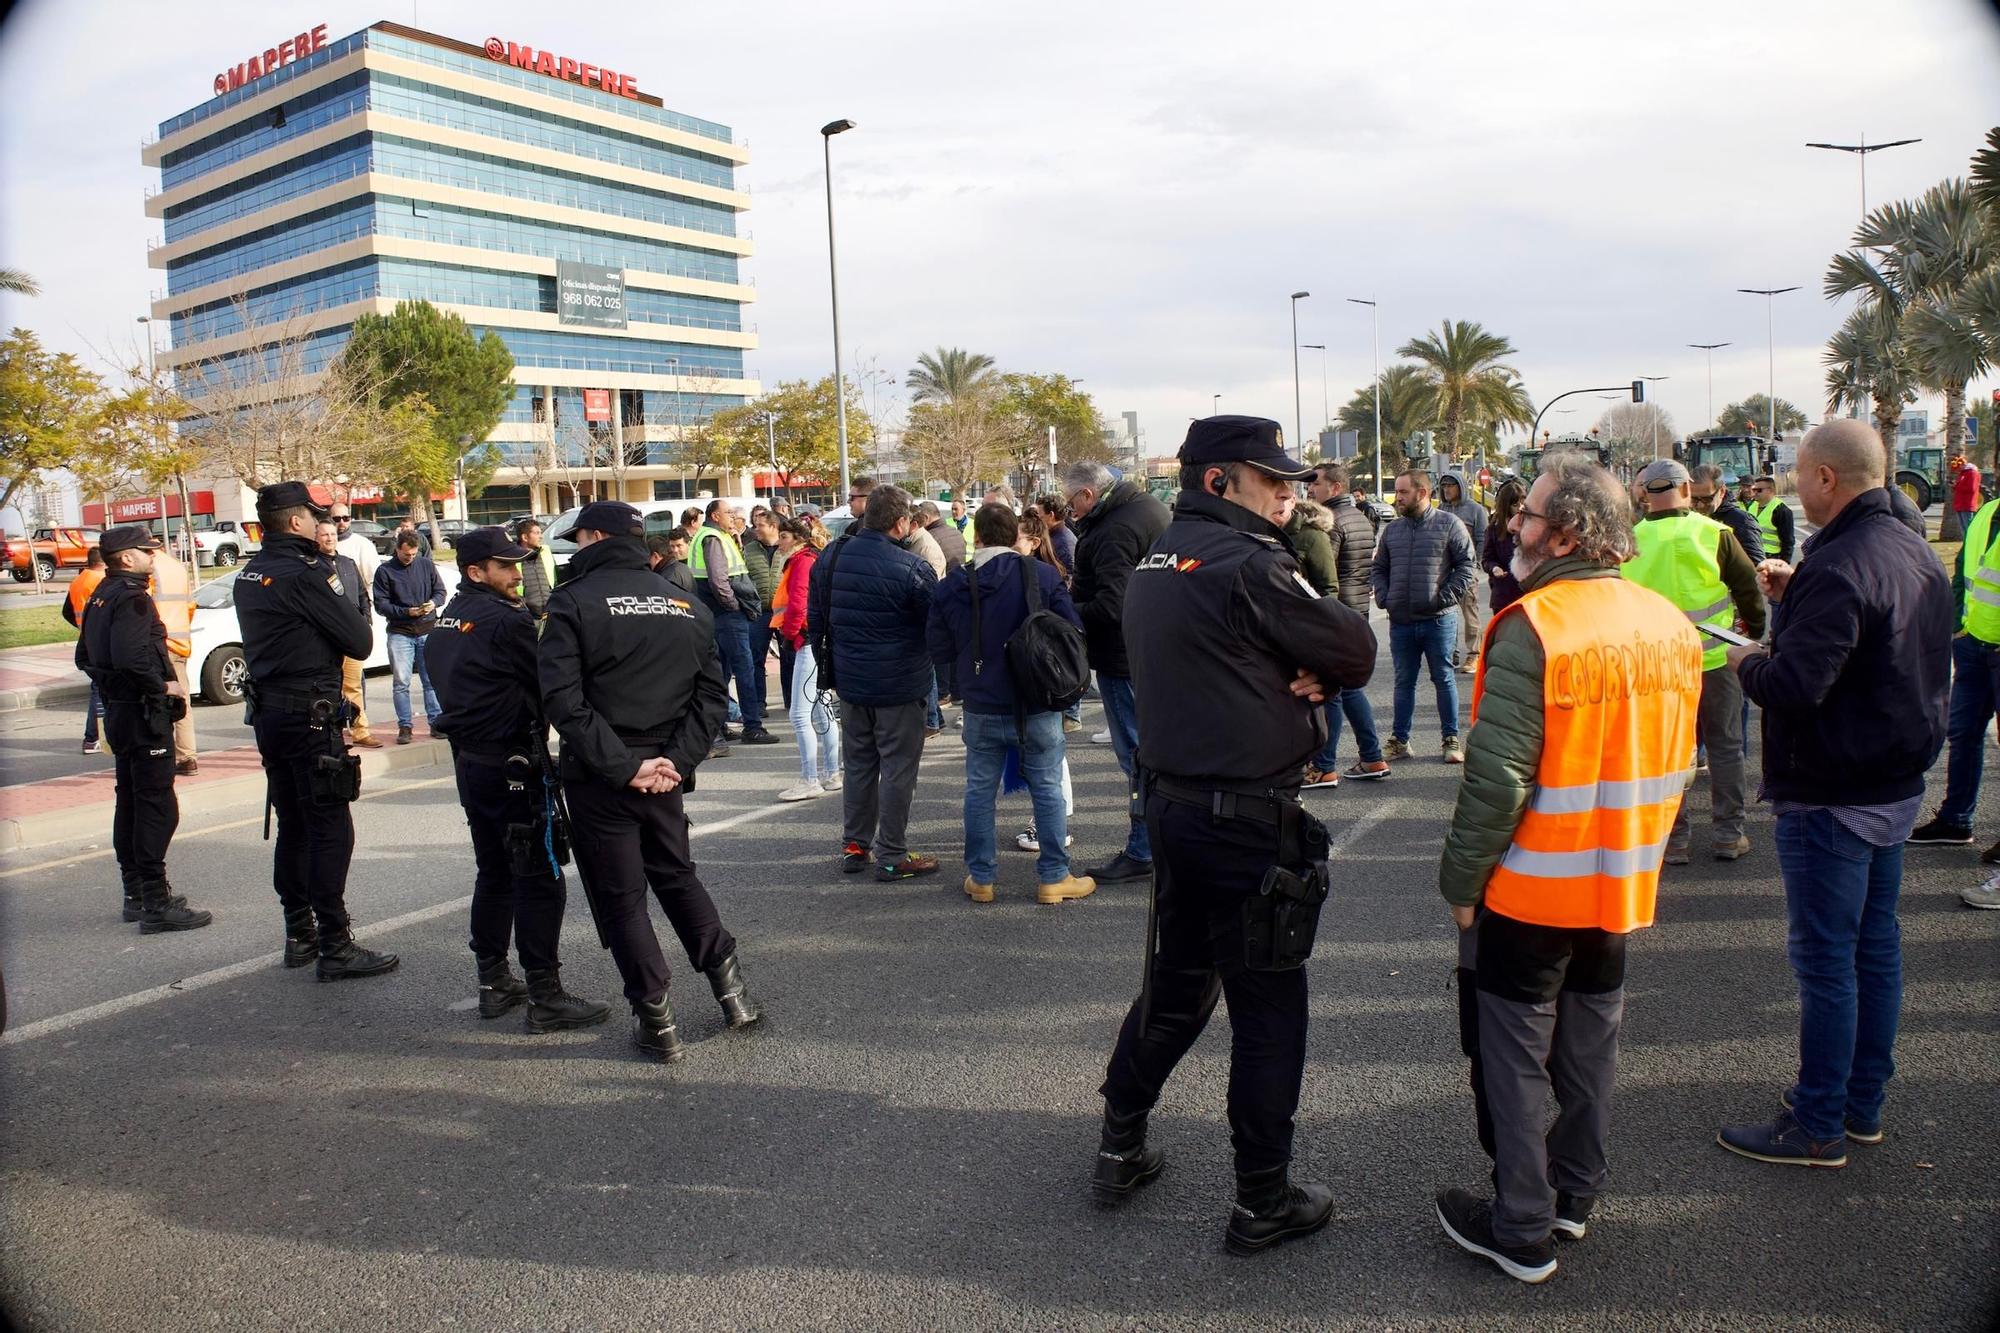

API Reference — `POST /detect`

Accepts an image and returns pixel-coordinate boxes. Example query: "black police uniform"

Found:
[538,510,759,1059]
[75,545,209,933]
[1094,416,1377,1253]
[425,542,609,1032]
[235,488,395,979]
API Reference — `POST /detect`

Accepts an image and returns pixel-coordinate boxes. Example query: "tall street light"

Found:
[1288,291,1309,450]
[1688,342,1731,430]
[1346,298,1380,495]
[1212,393,1221,417]
[1738,287,1800,442]
[1640,375,1670,458]
[821,118,857,499]
[1806,134,1921,222]
[1300,343,1329,438]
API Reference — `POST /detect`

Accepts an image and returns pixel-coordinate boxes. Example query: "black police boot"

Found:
[477,955,528,1019]
[525,969,611,1033]
[705,954,762,1029]
[282,910,319,969]
[121,872,144,923]
[137,881,212,934]
[632,997,686,1062]
[1224,1166,1336,1256]
[316,932,400,982]
[1091,1103,1165,1203]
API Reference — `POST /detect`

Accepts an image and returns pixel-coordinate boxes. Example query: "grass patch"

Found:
[0,604,76,651]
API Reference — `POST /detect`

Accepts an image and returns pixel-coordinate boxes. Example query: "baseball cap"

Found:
[99,525,165,557]
[573,500,643,536]
[1635,459,1692,493]
[1178,415,1316,481]
[455,526,532,567]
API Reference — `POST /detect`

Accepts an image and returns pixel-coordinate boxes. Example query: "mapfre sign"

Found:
[483,37,641,99]
[214,24,329,96]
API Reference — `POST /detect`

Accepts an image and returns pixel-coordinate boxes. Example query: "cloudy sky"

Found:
[3,0,1998,468]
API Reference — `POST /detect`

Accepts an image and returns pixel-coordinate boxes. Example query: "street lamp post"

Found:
[1289,291,1309,449]
[1737,287,1800,442]
[1640,375,1670,458]
[1347,298,1380,495]
[821,119,857,500]
[1688,343,1731,430]
[1806,134,1922,222]
[1212,393,1220,417]
[764,411,785,503]
[1300,343,1329,439]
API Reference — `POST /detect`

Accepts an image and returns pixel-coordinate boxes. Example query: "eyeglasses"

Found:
[1690,491,1718,507]
[331,514,352,522]
[1517,505,1554,524]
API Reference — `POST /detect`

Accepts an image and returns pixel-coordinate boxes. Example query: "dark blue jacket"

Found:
[806,526,936,707]
[927,552,1082,715]
[373,552,446,636]
[1739,488,1951,805]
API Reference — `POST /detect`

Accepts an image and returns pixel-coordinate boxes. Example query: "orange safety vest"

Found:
[149,552,194,659]
[66,566,105,623]
[1471,574,1703,933]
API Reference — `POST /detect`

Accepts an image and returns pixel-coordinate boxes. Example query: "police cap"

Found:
[256,480,329,519]
[99,524,164,557]
[1178,415,1316,481]
[573,500,643,537]
[455,526,532,567]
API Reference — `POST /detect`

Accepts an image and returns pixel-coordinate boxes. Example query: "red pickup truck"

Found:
[3,527,101,582]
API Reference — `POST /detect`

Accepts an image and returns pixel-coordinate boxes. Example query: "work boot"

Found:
[1223,1166,1335,1255]
[138,881,212,934]
[316,933,400,982]
[477,955,528,1019]
[1091,1104,1165,1203]
[525,969,611,1033]
[282,910,319,968]
[633,997,686,1062]
[705,954,763,1029]
[123,876,185,922]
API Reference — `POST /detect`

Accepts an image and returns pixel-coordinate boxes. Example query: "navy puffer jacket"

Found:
[806,526,937,707]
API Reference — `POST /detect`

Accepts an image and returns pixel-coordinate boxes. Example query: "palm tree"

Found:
[1823,303,1917,460]
[0,268,38,296]
[1336,363,1438,458]
[905,347,996,406]
[1396,320,1534,459]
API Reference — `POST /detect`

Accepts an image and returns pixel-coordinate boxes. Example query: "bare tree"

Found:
[903,390,1013,501]
[1593,401,1677,472]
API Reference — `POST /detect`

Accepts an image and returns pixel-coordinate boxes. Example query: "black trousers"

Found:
[254,709,354,935]
[777,640,796,718]
[105,701,178,889]
[1101,795,1310,1176]
[455,750,567,974]
[566,769,735,1006]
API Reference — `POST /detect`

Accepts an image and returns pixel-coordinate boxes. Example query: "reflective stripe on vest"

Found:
[1962,499,2000,641]
[1470,576,1703,934]
[150,553,194,658]
[687,525,747,579]
[1744,497,1782,556]
[1624,511,1734,671]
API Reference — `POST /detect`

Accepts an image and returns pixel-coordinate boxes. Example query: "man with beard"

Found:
[1436,453,1701,1283]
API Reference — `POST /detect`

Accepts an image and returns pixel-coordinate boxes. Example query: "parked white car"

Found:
[189,563,460,705]
[543,500,691,570]
[188,520,261,569]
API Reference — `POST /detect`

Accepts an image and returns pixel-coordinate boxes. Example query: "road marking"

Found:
[0,796,783,1045]
[1327,796,1407,856]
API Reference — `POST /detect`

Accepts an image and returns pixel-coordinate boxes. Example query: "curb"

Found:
[0,737,453,855]
[0,680,91,714]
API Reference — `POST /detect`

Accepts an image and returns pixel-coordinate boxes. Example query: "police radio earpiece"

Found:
[1209,470,1227,497]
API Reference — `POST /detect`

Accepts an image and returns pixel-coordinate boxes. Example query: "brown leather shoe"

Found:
[876,853,940,881]
[174,759,199,776]
[350,734,384,749]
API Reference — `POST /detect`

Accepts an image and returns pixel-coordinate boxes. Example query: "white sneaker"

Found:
[1017,827,1073,852]
[821,770,843,792]
[1091,730,1113,744]
[778,781,825,802]
[1962,876,2000,910]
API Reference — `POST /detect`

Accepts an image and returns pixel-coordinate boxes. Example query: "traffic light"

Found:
[1631,380,1646,403]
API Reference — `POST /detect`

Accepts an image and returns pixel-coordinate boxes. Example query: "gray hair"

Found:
[1539,451,1634,566]
[912,500,941,523]
[1061,460,1117,496]
[1688,463,1724,487]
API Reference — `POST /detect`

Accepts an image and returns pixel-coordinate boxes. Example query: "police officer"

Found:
[236,482,398,981]
[538,501,762,1061]
[76,525,212,933]
[1092,416,1377,1254]
[426,527,610,1032]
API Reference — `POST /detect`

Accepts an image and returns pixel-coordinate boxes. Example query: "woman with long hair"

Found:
[772,517,841,801]
[1015,508,1069,583]
[1007,507,1076,853]
[1484,479,1527,615]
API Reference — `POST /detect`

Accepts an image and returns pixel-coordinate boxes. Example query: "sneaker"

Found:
[1551,1192,1595,1241]
[1062,717,1082,734]
[1016,827,1074,853]
[1780,1088,1884,1144]
[740,728,780,745]
[1716,1107,1848,1168]
[1962,877,2000,910]
[1382,738,1412,761]
[1663,841,1691,866]
[724,727,744,742]
[1435,1188,1557,1282]
[923,726,944,740]
[1343,760,1391,782]
[841,841,871,874]
[81,739,101,755]
[963,875,995,905]
[1712,835,1751,861]
[1442,736,1465,765]
[1301,767,1340,790]
[1091,730,1113,745]
[1906,815,1974,846]
[1036,874,1096,905]
[877,853,941,881]
[1456,661,1477,675]
[821,770,843,792]
[778,780,825,802]
[1980,837,2000,866]
[396,725,413,745]
[708,743,732,760]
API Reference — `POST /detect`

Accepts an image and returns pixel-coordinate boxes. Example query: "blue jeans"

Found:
[387,633,439,729]
[1390,612,1460,743]
[1099,674,1150,863]
[1937,635,2000,829]
[84,684,105,743]
[1775,808,1903,1141]
[962,710,1069,884]
[926,670,944,731]
[713,610,763,730]
[1315,686,1382,769]
[789,645,840,784]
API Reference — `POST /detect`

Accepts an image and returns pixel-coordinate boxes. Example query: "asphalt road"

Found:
[0,631,1994,1331]
[0,696,257,786]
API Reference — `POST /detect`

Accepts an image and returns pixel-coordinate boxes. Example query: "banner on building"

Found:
[583,389,612,422]
[556,261,627,329]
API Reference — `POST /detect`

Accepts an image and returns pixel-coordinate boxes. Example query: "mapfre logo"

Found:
[1136,553,1202,574]
[605,595,694,618]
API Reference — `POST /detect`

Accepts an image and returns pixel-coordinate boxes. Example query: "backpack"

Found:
[969,555,1090,731]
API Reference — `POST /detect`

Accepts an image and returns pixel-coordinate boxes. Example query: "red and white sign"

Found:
[214,24,328,96]
[583,389,612,423]
[485,37,640,100]
[101,492,216,523]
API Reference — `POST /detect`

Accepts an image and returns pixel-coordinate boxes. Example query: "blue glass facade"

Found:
[153,22,752,455]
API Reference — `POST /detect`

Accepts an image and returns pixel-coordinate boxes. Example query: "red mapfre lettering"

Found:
[618,72,638,98]
[507,42,535,68]
[210,22,328,99]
